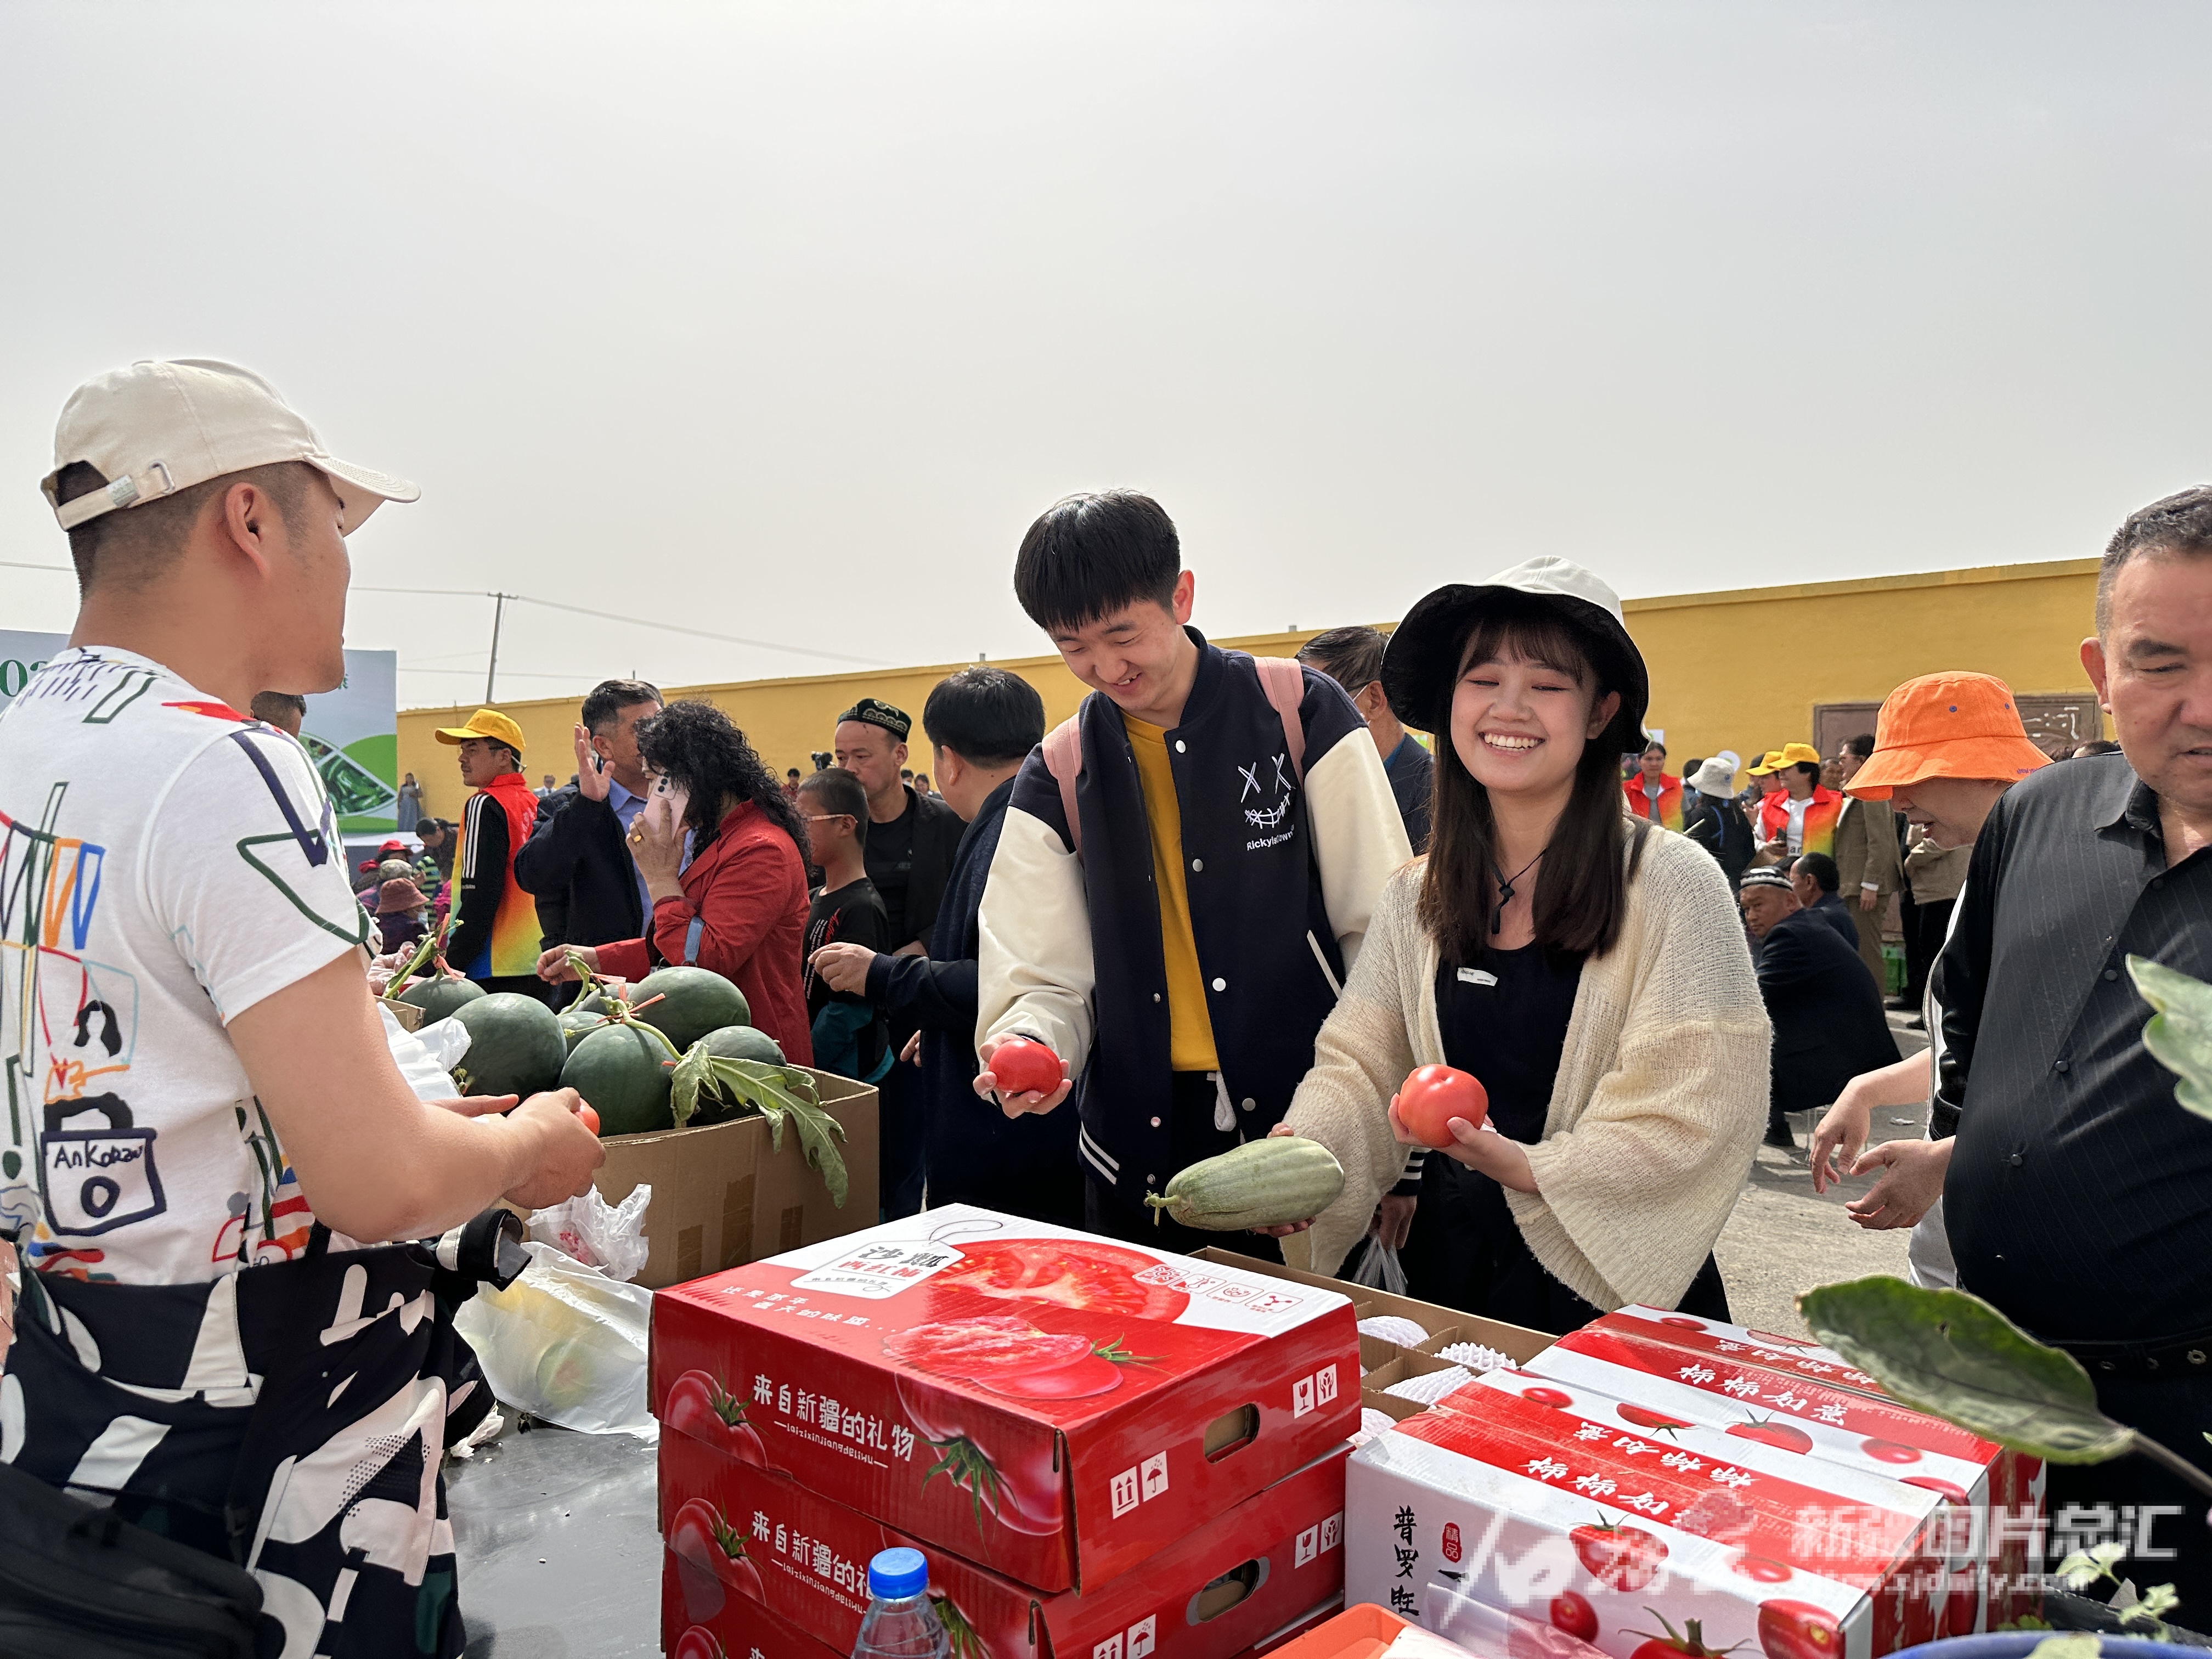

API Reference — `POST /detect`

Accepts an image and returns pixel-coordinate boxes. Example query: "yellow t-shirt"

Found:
[1123,712,1221,1074]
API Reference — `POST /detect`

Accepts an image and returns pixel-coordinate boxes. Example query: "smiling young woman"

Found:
[1280,557,1772,1334]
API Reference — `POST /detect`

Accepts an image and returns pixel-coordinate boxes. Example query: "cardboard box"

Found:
[1189,1248,1551,1365]
[659,1426,1351,1657]
[600,1066,877,1289]
[651,1205,1360,1592]
[1345,1408,1938,1659]
[1522,1325,2029,1632]
[1246,1601,1475,1659]
[661,1549,843,1659]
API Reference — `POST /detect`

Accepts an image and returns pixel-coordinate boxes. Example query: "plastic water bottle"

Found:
[851,1548,949,1659]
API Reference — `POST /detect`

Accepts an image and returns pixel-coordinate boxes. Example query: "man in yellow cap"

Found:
[1747,741,1842,860]
[435,707,548,999]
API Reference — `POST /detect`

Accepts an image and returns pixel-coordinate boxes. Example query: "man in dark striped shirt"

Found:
[1906,489,2212,1608]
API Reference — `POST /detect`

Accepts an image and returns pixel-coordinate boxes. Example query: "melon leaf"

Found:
[668,1040,714,1130]
[2129,955,2212,1121]
[1796,1276,2135,1462]
[697,1058,848,1208]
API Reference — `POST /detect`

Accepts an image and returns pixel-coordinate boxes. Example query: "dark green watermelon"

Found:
[563,1023,675,1136]
[397,977,486,1023]
[448,994,568,1098]
[635,966,748,1051]
[688,1023,788,1126]
[558,1005,608,1052]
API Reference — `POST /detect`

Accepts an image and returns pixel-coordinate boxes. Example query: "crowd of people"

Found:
[2,357,2208,1650]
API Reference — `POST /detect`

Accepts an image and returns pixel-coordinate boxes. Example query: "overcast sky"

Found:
[4,2,2207,709]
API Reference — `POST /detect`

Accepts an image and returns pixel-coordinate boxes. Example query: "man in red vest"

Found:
[1621,738,1683,829]
[436,707,547,1000]
[1750,741,1843,858]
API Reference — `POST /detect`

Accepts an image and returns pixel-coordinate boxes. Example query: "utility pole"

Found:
[485,592,508,703]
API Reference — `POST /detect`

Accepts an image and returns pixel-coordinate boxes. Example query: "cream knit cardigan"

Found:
[1284,827,1771,1311]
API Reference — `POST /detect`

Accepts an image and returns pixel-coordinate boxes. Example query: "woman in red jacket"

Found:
[536,701,814,1064]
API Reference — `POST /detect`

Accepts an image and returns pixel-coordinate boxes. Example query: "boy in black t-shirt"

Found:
[798,768,891,1082]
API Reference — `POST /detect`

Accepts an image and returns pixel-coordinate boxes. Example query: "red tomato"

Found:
[990,1036,1063,1097]
[1733,1556,1795,1584]
[1569,1520,1667,1592]
[662,1371,768,1466]
[1617,1403,1695,1432]
[884,1316,1092,1377]
[983,1352,1126,1400]
[670,1628,725,1659]
[1660,1316,1708,1331]
[1520,1386,1575,1410]
[1757,1601,1843,1659]
[933,1239,1188,1322]
[1397,1064,1489,1147]
[1903,1475,1968,1505]
[575,1102,600,1135]
[1550,1592,1600,1641]
[1626,1612,1741,1659]
[1859,1437,1921,1464]
[896,1377,1066,1537]
[667,1499,764,1620]
[1728,1418,1813,1454]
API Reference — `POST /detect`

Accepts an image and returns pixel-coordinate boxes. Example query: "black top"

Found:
[804,877,890,1078]
[1433,944,1585,1141]
[512,786,647,950]
[1808,893,1861,952]
[1936,752,2212,1344]
[865,799,916,944]
[1683,791,1754,888]
[1384,732,1435,854]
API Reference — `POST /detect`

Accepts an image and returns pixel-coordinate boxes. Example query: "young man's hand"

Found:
[501,1088,607,1209]
[573,724,613,804]
[973,1035,1072,1116]
[1809,1093,1872,1193]
[810,941,876,994]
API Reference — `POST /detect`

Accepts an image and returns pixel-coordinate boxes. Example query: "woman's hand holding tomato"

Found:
[973,1035,1073,1116]
[1389,1079,1538,1194]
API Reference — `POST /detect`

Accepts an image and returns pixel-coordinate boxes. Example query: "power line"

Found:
[357,585,890,667]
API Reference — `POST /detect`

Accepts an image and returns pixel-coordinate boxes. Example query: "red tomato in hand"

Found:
[1551,1591,1600,1641]
[1397,1064,1489,1147]
[1570,1520,1667,1591]
[990,1036,1063,1097]
[662,1370,767,1466]
[1757,1601,1843,1659]
[575,1102,600,1135]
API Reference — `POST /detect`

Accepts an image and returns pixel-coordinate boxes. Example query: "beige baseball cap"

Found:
[41,358,419,535]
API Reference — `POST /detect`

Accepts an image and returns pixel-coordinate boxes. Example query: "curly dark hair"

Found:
[634,700,805,852]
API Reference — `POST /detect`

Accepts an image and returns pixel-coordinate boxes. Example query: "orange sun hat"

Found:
[1846,672,2053,799]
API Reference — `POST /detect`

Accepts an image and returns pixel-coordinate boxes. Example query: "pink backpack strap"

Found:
[1255,657,1307,782]
[1042,715,1084,855]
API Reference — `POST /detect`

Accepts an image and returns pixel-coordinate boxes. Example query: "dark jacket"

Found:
[875,783,966,953]
[1756,907,1898,1116]
[1808,893,1862,953]
[865,777,1082,1226]
[977,630,1411,1209]
[1383,731,1434,854]
[1683,790,1754,888]
[594,801,813,1066]
[513,785,645,950]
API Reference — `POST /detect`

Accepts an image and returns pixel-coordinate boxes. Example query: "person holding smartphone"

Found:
[515,678,665,952]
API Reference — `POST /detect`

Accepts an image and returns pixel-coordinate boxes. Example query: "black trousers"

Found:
[1081,1071,1283,1262]
[2041,1370,2212,1619]
[1903,896,1954,1009]
[1400,1151,1730,1336]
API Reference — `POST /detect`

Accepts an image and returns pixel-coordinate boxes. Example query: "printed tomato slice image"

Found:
[883,1316,1094,1379]
[662,1370,767,1466]
[1757,1601,1842,1659]
[1568,1519,1667,1591]
[667,1499,764,1618]
[978,1334,1160,1401]
[931,1239,1189,1323]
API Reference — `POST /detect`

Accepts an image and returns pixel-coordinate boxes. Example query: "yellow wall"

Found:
[398,560,2104,822]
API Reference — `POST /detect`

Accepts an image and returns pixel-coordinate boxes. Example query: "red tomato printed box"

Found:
[1523,1322,2040,1627]
[660,1426,1351,1658]
[650,1204,1362,1592]
[661,1562,843,1659]
[1344,1404,1942,1659]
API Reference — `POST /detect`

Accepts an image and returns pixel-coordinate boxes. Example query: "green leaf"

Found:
[693,1058,849,1206]
[1796,1276,2137,1463]
[669,1039,714,1130]
[2129,955,2212,1121]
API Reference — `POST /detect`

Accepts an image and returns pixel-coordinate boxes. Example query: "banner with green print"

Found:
[0,631,402,832]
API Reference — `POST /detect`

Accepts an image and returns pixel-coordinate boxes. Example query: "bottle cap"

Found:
[867,1547,928,1600]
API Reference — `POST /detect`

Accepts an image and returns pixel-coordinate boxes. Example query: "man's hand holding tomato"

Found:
[973,1035,1073,1116]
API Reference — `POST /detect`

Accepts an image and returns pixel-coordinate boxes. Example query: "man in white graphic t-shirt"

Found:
[0,360,601,1654]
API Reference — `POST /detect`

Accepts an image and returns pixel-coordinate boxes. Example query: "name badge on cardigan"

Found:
[1457,967,1498,986]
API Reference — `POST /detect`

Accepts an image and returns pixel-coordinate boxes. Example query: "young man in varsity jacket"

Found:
[974,492,1412,1252]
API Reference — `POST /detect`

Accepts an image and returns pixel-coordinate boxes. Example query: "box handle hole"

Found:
[1202,1403,1258,1461]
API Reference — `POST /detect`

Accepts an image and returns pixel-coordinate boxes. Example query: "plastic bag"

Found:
[377,1002,465,1102]
[527,1183,652,1283]
[451,1242,657,1440]
[1350,1235,1409,1296]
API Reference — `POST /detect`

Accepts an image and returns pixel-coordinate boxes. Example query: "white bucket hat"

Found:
[42,358,418,535]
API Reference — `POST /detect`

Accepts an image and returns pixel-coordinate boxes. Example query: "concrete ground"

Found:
[1711,1012,1929,1340]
